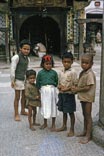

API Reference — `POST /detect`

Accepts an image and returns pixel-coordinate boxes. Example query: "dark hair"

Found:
[19,39,31,48]
[40,54,54,67]
[26,69,36,79]
[81,53,93,63]
[62,51,74,61]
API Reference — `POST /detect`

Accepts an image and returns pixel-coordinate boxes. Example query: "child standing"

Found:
[36,55,58,131]
[56,52,77,137]
[72,53,96,144]
[10,39,31,121]
[25,70,41,131]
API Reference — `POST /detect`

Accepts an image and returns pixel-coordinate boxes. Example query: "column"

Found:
[78,22,84,58]
[5,28,9,63]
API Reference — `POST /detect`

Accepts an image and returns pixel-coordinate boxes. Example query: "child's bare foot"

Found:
[40,124,47,129]
[56,126,67,132]
[76,132,86,137]
[15,115,21,121]
[21,111,28,115]
[79,137,91,144]
[50,126,56,132]
[30,126,36,131]
[33,123,40,126]
[67,131,74,137]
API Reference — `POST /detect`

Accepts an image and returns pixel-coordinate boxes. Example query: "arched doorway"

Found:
[19,15,60,56]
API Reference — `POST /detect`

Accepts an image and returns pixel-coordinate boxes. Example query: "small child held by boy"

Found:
[56,52,77,137]
[36,54,58,131]
[25,69,41,131]
[72,53,96,144]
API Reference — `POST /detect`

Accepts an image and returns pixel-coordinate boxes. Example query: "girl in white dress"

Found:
[36,55,58,131]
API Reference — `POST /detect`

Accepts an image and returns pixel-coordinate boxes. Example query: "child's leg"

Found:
[56,113,67,132]
[40,118,47,129]
[79,102,92,144]
[21,90,28,115]
[33,108,40,126]
[67,112,75,137]
[28,106,35,131]
[50,117,56,131]
[77,102,87,136]
[14,90,21,121]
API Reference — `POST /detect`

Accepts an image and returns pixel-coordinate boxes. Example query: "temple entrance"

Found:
[86,14,102,44]
[20,15,60,56]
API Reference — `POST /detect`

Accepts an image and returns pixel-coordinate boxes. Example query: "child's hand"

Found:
[58,85,64,91]
[61,86,68,92]
[71,86,78,93]
[35,96,40,100]
[11,81,15,88]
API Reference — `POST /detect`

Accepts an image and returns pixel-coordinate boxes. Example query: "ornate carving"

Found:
[35,0,44,4]
[56,0,65,4]
[13,0,66,7]
[45,0,53,4]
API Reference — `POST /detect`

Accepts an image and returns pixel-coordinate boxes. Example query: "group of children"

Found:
[10,39,96,144]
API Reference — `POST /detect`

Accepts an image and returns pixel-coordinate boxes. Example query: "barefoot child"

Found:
[25,70,41,131]
[56,52,77,137]
[72,53,96,144]
[36,55,58,131]
[10,39,31,121]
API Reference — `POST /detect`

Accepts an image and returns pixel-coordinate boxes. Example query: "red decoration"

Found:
[43,55,52,61]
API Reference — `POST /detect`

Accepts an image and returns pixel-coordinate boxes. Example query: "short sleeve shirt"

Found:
[59,68,77,94]
[78,68,96,102]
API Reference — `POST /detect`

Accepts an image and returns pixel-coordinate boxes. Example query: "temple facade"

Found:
[1,0,102,61]
[0,0,90,61]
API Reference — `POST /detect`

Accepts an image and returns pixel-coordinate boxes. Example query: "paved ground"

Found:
[0,46,104,156]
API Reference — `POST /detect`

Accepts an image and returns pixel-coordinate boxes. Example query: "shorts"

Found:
[57,93,76,113]
[14,79,25,90]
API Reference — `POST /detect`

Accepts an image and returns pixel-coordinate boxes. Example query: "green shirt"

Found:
[36,69,58,89]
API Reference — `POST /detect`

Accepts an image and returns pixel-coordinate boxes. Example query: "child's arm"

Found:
[10,55,19,88]
[27,57,30,70]
[72,84,92,93]
[60,86,71,92]
[78,85,93,92]
[36,72,41,89]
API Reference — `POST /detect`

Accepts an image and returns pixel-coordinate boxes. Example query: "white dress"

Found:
[40,85,58,119]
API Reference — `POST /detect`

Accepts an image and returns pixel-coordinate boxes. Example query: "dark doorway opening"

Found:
[20,15,60,56]
[86,14,102,43]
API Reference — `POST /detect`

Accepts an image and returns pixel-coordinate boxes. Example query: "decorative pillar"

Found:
[5,14,10,63]
[76,19,84,59]
[78,22,84,58]
[5,28,9,63]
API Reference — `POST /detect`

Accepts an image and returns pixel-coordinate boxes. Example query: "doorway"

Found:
[86,14,102,44]
[20,15,60,56]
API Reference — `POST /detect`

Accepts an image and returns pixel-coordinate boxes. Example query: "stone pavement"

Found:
[0,49,104,156]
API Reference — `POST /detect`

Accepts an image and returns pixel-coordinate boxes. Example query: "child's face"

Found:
[43,61,52,70]
[81,57,93,71]
[62,58,73,70]
[28,75,36,84]
[20,44,30,56]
